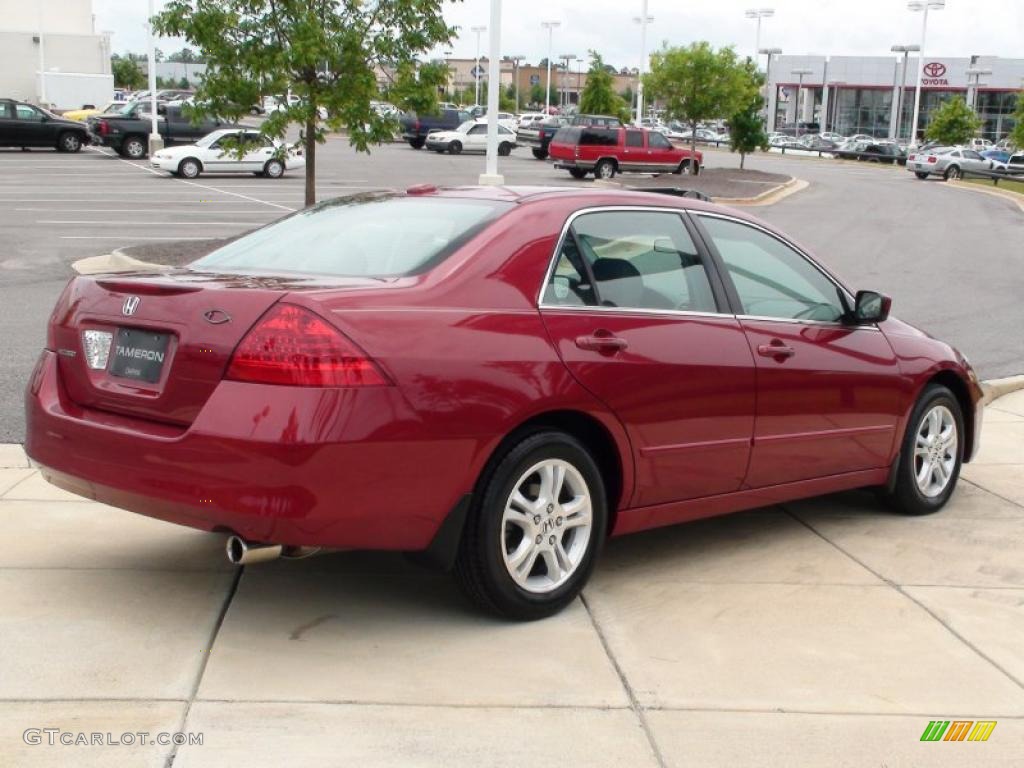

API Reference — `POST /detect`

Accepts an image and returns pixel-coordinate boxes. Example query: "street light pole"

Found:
[541,21,560,114]
[744,8,775,65]
[146,0,162,155]
[890,44,919,141]
[791,67,813,139]
[480,0,504,186]
[965,67,992,112]
[633,2,653,126]
[508,55,524,113]
[760,47,781,131]
[559,55,577,109]
[471,25,486,107]
[907,0,945,149]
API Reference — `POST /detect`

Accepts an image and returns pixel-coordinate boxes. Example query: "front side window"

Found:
[192,196,511,277]
[698,215,845,322]
[15,104,42,121]
[625,130,644,148]
[648,132,672,149]
[542,210,717,313]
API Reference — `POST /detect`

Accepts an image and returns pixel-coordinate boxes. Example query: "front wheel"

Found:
[498,142,513,157]
[263,158,285,178]
[881,384,964,515]
[408,137,425,150]
[532,148,548,160]
[177,158,201,179]
[448,140,462,155]
[454,431,607,620]
[57,132,83,153]
[568,168,588,179]
[914,171,929,180]
[674,159,694,175]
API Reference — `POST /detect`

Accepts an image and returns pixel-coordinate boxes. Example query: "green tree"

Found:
[154,0,453,207]
[529,83,544,107]
[111,55,145,90]
[925,96,982,146]
[620,86,634,110]
[1008,92,1024,150]
[644,41,759,163]
[727,60,768,169]
[578,51,628,121]
[387,60,447,116]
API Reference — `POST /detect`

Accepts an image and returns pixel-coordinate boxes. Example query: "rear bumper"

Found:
[25,351,478,551]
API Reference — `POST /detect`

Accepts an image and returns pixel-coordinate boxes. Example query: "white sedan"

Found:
[425,119,518,155]
[150,129,304,179]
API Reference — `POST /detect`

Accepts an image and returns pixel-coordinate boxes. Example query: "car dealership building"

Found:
[766,54,1023,140]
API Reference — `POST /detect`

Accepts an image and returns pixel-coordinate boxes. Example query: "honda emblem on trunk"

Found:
[122,296,141,316]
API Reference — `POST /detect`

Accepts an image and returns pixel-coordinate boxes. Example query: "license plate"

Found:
[109,328,170,383]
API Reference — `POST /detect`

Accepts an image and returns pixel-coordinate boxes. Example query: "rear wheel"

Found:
[532,148,548,160]
[263,158,285,178]
[498,142,513,157]
[594,159,617,180]
[454,431,606,620]
[881,384,964,515]
[568,168,588,179]
[944,165,961,181]
[448,140,462,155]
[408,137,425,150]
[57,132,83,153]
[177,158,201,179]
[914,171,929,179]
[121,136,147,159]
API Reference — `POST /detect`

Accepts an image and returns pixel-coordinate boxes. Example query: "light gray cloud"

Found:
[95,0,1023,69]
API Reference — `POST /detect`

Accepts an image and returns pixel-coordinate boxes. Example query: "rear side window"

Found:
[543,210,717,313]
[580,128,619,146]
[192,196,511,277]
[625,130,644,148]
[553,127,581,144]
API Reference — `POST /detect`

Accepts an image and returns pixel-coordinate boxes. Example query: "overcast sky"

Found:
[95,0,1024,67]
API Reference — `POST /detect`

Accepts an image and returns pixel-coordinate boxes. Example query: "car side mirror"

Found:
[853,290,891,324]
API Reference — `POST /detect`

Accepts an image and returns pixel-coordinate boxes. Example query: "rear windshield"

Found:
[191,195,511,277]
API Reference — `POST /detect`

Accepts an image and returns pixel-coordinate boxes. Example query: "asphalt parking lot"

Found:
[1,137,1022,442]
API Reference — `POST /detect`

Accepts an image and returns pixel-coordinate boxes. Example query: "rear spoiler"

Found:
[627,187,713,202]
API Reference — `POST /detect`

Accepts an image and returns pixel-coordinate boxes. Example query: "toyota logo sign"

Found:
[923,62,946,78]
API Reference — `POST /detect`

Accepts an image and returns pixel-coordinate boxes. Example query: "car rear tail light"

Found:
[82,330,113,370]
[97,119,110,136]
[928,156,937,164]
[226,304,387,387]
[908,154,916,161]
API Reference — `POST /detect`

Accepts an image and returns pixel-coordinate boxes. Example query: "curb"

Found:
[981,375,1024,405]
[715,176,807,206]
[948,179,1024,214]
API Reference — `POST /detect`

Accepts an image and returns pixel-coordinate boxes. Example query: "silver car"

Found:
[906,146,1001,180]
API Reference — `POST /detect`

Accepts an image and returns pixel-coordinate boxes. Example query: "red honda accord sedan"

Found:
[25,186,982,619]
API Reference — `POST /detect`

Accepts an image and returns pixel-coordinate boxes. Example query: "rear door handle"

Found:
[575,334,628,353]
[757,342,795,359]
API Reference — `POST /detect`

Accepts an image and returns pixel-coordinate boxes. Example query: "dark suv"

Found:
[0,99,90,152]
[399,108,471,149]
[518,114,622,160]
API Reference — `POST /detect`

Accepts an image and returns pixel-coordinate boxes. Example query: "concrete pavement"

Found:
[1,388,1022,767]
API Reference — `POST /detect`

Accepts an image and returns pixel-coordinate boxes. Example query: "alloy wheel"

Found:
[500,459,593,594]
[913,404,958,498]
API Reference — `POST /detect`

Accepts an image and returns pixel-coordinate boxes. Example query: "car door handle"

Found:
[575,334,628,353]
[757,342,795,359]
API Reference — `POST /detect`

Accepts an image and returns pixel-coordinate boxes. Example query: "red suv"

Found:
[550,126,702,180]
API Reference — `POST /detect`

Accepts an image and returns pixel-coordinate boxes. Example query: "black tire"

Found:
[593,159,617,180]
[454,430,607,620]
[674,159,694,175]
[914,171,929,179]
[57,132,83,153]
[498,142,513,157]
[121,136,147,159]
[943,165,961,181]
[532,148,548,160]
[408,137,425,150]
[263,158,285,178]
[568,168,588,179]
[250,106,262,116]
[881,384,964,516]
[448,140,463,155]
[177,157,201,179]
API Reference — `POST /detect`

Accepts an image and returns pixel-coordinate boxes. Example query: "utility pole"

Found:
[633,2,653,126]
[472,25,486,108]
[541,21,560,114]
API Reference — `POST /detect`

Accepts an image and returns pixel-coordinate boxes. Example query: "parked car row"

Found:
[906,146,1024,180]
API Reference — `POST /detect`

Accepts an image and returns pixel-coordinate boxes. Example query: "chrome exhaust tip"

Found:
[226,535,283,566]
